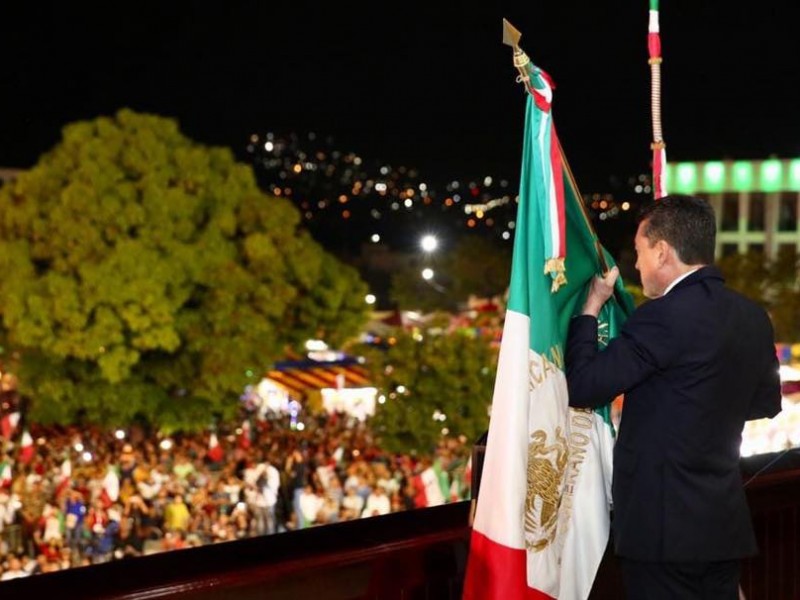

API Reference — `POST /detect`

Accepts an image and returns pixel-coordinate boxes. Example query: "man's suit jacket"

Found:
[566,266,781,562]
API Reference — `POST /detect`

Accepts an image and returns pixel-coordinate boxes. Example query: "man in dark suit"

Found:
[566,195,782,599]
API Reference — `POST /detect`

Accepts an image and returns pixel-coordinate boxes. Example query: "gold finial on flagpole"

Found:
[502,19,531,82]
[501,18,522,47]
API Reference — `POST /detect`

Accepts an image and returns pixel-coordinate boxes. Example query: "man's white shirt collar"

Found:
[662,268,700,296]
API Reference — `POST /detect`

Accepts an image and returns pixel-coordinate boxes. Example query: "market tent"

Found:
[265,358,371,400]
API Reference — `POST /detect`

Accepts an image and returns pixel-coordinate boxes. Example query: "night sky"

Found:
[2,2,798,190]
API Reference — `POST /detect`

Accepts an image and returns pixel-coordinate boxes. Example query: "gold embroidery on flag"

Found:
[524,427,568,552]
[544,257,567,292]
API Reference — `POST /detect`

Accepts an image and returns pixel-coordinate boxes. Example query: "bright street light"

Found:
[420,234,438,253]
[421,268,434,280]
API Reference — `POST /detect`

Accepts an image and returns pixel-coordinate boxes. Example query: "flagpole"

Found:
[559,143,610,274]
[502,19,610,275]
[648,0,667,198]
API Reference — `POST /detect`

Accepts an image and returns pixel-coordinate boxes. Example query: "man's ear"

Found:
[655,239,671,266]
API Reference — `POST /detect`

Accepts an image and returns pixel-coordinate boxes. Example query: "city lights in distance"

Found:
[421,268,434,280]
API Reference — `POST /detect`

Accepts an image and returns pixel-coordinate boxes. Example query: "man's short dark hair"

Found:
[637,194,716,265]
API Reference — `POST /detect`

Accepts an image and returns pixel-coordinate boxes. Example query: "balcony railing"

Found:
[4,451,798,599]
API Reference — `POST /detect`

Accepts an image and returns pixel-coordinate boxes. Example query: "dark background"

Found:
[2,2,798,190]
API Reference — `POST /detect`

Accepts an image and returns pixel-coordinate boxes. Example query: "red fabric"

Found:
[550,127,566,258]
[238,423,252,450]
[529,69,556,112]
[86,508,108,529]
[411,474,427,508]
[54,476,72,500]
[653,149,664,199]
[19,444,34,465]
[207,434,224,462]
[99,488,113,509]
[531,89,551,112]
[463,530,554,600]
[0,413,19,440]
[648,32,662,58]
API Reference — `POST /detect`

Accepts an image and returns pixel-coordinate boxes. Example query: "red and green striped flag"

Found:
[463,52,633,600]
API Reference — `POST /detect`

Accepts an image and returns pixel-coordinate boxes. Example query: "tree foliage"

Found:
[356,317,497,454]
[0,109,369,429]
[717,249,800,341]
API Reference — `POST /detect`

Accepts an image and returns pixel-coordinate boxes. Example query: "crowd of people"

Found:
[0,411,472,580]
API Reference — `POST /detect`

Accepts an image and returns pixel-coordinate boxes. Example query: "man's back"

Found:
[567,267,781,561]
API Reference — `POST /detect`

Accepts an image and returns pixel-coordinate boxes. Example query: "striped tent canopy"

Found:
[265,357,372,400]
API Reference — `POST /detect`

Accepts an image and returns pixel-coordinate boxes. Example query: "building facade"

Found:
[665,158,800,258]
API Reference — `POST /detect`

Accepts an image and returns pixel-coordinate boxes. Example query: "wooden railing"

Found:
[2,502,471,600]
[4,455,799,599]
[740,457,800,599]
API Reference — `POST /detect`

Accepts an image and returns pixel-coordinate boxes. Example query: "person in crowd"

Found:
[285,448,308,529]
[297,483,322,528]
[163,492,191,533]
[120,491,150,555]
[361,484,391,518]
[63,488,86,553]
[341,484,365,521]
[1,555,29,580]
[566,195,782,599]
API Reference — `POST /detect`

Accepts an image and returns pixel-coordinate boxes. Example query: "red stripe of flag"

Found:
[463,530,555,600]
[549,125,566,258]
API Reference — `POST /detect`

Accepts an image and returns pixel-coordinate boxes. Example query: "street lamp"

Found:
[420,234,438,253]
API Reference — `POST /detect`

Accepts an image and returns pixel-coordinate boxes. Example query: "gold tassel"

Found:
[544,257,567,293]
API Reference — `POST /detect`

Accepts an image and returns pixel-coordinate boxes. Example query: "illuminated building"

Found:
[666,158,800,258]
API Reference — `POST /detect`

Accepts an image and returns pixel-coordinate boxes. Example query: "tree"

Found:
[0,109,369,430]
[763,247,800,342]
[446,235,511,301]
[355,316,497,454]
[717,249,800,342]
[388,235,511,312]
[388,260,453,313]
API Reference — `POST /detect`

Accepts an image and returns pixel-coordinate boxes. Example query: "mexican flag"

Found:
[0,460,12,488]
[462,59,632,600]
